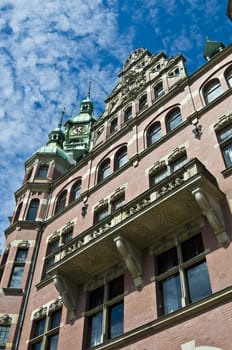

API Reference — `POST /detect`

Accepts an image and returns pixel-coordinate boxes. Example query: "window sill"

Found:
[221,165,232,177]
[3,287,23,296]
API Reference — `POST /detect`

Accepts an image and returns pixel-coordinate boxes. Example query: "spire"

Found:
[58,106,65,129]
[87,81,92,100]
[79,81,94,116]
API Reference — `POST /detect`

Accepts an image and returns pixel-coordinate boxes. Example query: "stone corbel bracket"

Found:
[192,187,230,247]
[114,235,143,290]
[53,272,78,322]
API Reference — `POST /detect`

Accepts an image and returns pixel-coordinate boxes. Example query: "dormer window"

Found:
[38,165,49,178]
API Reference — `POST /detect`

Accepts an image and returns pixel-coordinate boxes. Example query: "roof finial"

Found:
[58,106,66,129]
[87,81,92,100]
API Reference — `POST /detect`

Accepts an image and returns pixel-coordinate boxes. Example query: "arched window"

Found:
[139,94,147,111]
[124,106,132,122]
[203,79,223,104]
[55,191,67,215]
[154,82,164,98]
[98,159,110,183]
[147,122,162,146]
[14,202,23,223]
[114,147,128,170]
[166,108,182,132]
[225,67,232,87]
[26,199,39,221]
[69,180,81,204]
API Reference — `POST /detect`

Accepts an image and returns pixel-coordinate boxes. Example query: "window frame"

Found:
[26,199,40,221]
[8,247,28,289]
[69,180,82,204]
[123,106,132,122]
[156,234,211,316]
[166,108,183,132]
[153,82,164,99]
[85,275,124,348]
[216,124,232,168]
[138,94,148,111]
[97,159,111,183]
[0,325,10,348]
[147,122,162,146]
[114,147,128,170]
[37,165,49,178]
[54,191,67,215]
[225,66,232,87]
[203,79,223,104]
[109,118,118,134]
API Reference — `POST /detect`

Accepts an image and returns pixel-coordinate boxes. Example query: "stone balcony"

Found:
[47,158,229,318]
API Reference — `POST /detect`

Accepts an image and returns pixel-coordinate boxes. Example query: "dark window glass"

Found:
[150,168,168,186]
[0,325,10,344]
[157,247,178,274]
[110,118,118,133]
[111,196,125,212]
[108,302,124,339]
[47,333,59,350]
[69,181,81,204]
[166,108,182,132]
[154,82,164,98]
[16,249,28,263]
[55,191,67,214]
[50,310,61,329]
[9,265,24,288]
[34,318,46,337]
[124,106,132,122]
[31,341,43,350]
[26,199,39,221]
[47,240,59,255]
[89,286,104,309]
[95,207,109,223]
[147,123,162,146]
[98,159,110,183]
[115,147,128,170]
[139,95,147,111]
[223,143,232,167]
[182,234,204,262]
[109,276,124,299]
[63,230,73,244]
[225,68,232,87]
[38,165,49,178]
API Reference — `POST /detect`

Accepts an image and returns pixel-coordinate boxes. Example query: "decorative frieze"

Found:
[214,113,232,131]
[149,160,166,175]
[168,146,186,163]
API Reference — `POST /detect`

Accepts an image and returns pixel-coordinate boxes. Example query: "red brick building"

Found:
[0,40,232,350]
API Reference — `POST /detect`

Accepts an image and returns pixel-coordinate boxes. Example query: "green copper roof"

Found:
[203,38,225,60]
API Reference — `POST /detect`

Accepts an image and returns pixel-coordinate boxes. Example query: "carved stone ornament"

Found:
[123,48,147,70]
[168,146,186,163]
[214,113,232,131]
[192,188,229,247]
[0,314,12,325]
[149,160,166,175]
[62,221,74,234]
[53,272,78,322]
[49,298,63,312]
[110,187,125,201]
[33,307,47,320]
[95,199,108,211]
[18,240,30,248]
[114,235,143,290]
[48,230,60,243]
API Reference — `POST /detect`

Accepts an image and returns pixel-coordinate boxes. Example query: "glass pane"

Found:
[89,286,104,309]
[167,110,182,131]
[111,197,125,212]
[224,143,232,167]
[150,168,168,185]
[31,340,43,350]
[50,310,61,329]
[161,274,181,314]
[226,70,232,87]
[70,182,81,203]
[187,261,212,303]
[182,234,204,262]
[171,156,187,172]
[9,266,24,288]
[27,200,39,221]
[116,149,127,169]
[16,249,28,263]
[206,82,223,103]
[124,107,132,121]
[95,208,108,223]
[89,312,103,347]
[109,302,124,339]
[34,318,46,337]
[157,247,178,274]
[154,83,164,98]
[47,333,59,350]
[38,165,48,178]
[0,326,10,344]
[47,240,59,254]
[63,230,73,244]
[109,276,124,299]
[148,124,162,145]
[218,126,232,142]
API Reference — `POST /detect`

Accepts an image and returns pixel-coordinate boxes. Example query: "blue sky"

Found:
[0,0,231,251]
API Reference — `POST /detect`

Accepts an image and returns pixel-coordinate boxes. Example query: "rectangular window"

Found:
[8,248,28,289]
[29,309,62,350]
[111,196,125,212]
[156,234,211,316]
[0,326,10,346]
[86,276,124,347]
[42,240,59,281]
[170,155,187,172]
[94,207,109,223]
[150,168,168,186]
[38,165,49,178]
[217,125,232,168]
